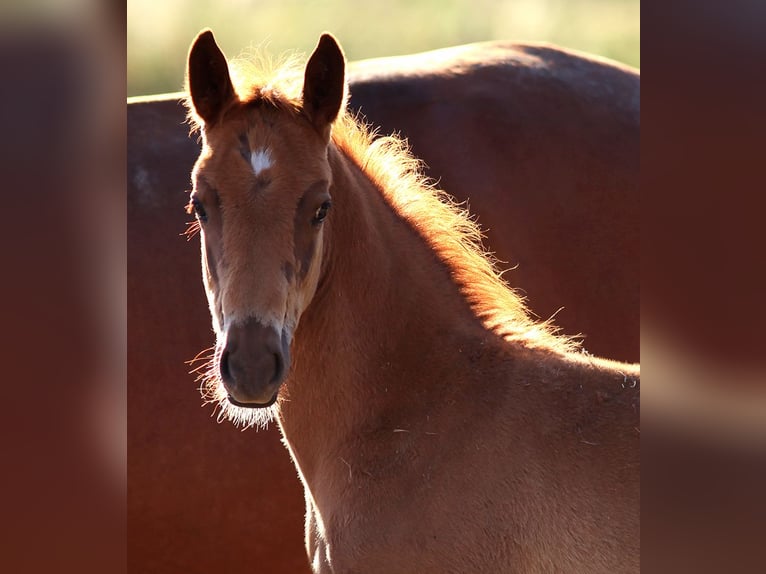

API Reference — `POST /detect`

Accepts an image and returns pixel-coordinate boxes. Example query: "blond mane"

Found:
[185,49,579,356]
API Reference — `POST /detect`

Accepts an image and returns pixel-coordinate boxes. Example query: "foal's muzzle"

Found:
[219,319,290,408]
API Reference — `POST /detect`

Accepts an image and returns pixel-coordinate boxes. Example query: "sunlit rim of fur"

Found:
[188,345,278,430]
[183,46,581,411]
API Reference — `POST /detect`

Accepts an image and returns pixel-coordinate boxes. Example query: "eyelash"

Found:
[313,200,332,224]
[188,196,208,223]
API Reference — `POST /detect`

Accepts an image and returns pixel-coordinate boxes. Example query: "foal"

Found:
[185,30,640,573]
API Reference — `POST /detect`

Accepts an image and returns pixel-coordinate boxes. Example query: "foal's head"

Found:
[185,30,346,411]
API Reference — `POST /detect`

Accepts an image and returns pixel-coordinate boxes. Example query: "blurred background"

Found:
[128,0,639,97]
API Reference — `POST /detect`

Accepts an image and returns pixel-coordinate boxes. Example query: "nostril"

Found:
[219,349,232,384]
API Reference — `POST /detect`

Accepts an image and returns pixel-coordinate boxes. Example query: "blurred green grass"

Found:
[128,0,639,97]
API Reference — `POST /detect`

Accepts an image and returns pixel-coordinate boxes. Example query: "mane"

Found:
[184,49,580,356]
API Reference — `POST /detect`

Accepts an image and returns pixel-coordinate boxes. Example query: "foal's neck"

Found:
[277,142,496,472]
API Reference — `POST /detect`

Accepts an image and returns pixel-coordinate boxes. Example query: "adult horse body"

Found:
[349,44,640,363]
[185,30,640,573]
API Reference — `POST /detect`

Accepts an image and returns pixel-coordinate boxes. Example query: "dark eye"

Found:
[313,200,332,224]
[190,197,208,223]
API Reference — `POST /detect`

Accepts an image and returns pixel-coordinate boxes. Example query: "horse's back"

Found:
[349,42,639,363]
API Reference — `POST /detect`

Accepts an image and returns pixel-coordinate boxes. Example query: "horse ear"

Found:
[302,33,347,140]
[187,29,235,125]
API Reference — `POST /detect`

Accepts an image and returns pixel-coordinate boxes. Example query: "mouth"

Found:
[226,392,278,409]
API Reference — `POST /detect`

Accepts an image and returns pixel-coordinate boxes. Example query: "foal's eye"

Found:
[190,197,208,223]
[313,200,332,224]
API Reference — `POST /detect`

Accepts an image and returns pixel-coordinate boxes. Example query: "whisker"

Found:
[182,220,201,240]
[186,346,216,365]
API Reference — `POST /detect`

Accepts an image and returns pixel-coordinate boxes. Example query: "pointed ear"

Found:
[302,33,347,140]
[186,29,235,125]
